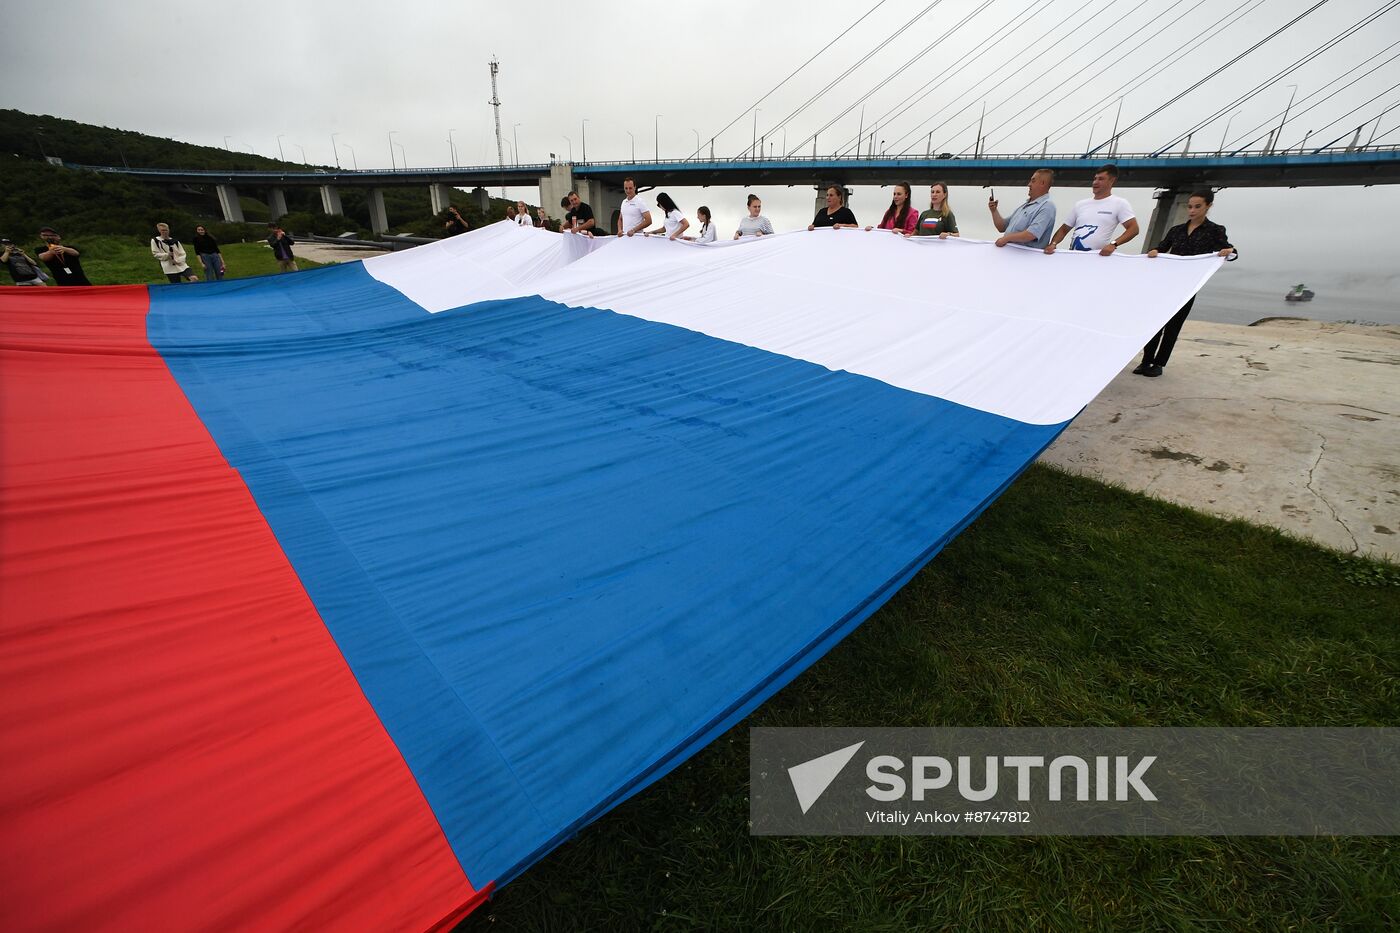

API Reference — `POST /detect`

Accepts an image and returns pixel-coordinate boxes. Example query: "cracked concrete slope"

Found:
[1041,319,1399,563]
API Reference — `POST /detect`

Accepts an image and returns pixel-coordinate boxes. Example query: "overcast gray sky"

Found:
[4,0,1400,318]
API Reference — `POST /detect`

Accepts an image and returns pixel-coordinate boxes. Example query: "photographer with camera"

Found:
[267,222,298,273]
[36,227,92,286]
[2,239,49,285]
[444,207,470,237]
[150,223,199,283]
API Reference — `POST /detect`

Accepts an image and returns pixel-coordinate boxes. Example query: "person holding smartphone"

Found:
[2,239,49,285]
[989,170,1057,249]
[267,222,298,273]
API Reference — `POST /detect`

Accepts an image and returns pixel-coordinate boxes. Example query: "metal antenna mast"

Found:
[488,57,505,196]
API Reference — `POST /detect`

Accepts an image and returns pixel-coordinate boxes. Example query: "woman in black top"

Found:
[808,185,858,230]
[1136,189,1237,377]
[192,225,226,281]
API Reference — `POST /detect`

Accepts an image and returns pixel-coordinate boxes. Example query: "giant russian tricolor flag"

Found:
[0,224,1222,930]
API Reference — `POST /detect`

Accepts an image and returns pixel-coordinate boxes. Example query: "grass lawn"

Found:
[457,465,1399,932]
[26,234,327,286]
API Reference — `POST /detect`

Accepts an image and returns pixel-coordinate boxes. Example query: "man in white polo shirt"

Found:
[1044,163,1139,256]
[618,177,652,237]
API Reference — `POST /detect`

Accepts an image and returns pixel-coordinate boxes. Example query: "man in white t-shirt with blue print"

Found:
[1045,163,1139,257]
[618,176,652,237]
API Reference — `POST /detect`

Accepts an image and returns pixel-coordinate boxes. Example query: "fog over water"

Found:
[647,182,1400,327]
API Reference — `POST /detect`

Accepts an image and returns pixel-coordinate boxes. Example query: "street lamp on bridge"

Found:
[388,130,400,170]
[342,142,357,170]
[655,114,662,161]
[1218,111,1241,155]
[627,130,635,162]
[449,129,458,168]
[331,133,340,168]
[514,123,522,167]
[562,136,572,162]
[276,134,285,162]
[1274,85,1298,154]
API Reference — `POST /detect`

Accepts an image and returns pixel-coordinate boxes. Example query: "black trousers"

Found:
[1143,296,1194,367]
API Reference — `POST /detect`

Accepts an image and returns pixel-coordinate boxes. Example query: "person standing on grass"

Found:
[192,225,226,280]
[2,239,49,285]
[267,222,298,273]
[989,169,1057,249]
[912,182,958,237]
[1044,164,1138,256]
[618,177,652,237]
[36,226,92,286]
[1137,189,1238,378]
[151,224,199,283]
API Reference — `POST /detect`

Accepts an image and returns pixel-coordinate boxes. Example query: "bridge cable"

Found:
[1131,0,1389,156]
[1026,0,1266,153]
[730,0,949,160]
[1272,80,1400,152]
[923,0,1135,157]
[766,0,994,160]
[973,0,1203,156]
[879,0,1108,156]
[683,0,894,161]
[1153,0,1400,155]
[1221,40,1400,152]
[814,0,1049,159]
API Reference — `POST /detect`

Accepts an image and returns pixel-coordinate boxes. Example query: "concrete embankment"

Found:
[1043,318,1400,563]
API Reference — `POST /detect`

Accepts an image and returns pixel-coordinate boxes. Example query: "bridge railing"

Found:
[64,143,1400,179]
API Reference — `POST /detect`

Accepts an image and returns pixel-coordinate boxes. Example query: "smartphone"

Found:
[990,189,996,200]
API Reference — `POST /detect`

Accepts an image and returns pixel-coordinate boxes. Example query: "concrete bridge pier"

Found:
[319,185,343,215]
[578,179,623,234]
[216,184,244,223]
[267,187,288,221]
[539,165,622,232]
[367,188,389,235]
[470,186,490,212]
[538,164,574,224]
[428,183,454,215]
[1143,188,1194,253]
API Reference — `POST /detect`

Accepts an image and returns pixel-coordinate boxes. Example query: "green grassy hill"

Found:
[0,109,535,255]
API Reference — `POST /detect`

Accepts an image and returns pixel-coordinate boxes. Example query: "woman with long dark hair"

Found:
[866,182,917,234]
[1137,189,1238,378]
[645,192,691,240]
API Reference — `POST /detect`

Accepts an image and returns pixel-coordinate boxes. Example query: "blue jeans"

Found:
[198,252,225,280]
